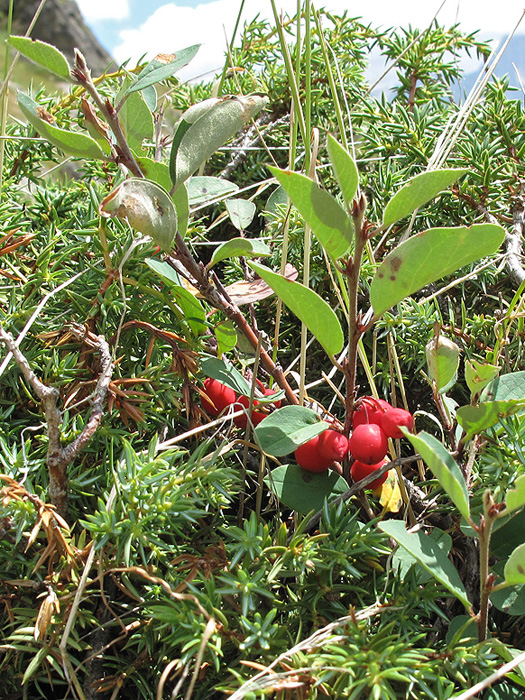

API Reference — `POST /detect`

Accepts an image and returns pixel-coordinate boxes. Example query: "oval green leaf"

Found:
[505,475,525,515]
[326,134,359,207]
[170,94,268,190]
[404,429,470,522]
[18,92,106,160]
[268,166,353,259]
[119,91,154,152]
[187,176,239,206]
[99,178,177,252]
[504,543,525,586]
[199,356,252,397]
[481,371,525,402]
[225,198,256,231]
[255,405,329,456]
[426,335,460,394]
[465,359,500,398]
[456,400,525,443]
[9,36,71,80]
[172,184,189,239]
[491,579,525,616]
[264,464,348,514]
[370,223,505,316]
[209,237,271,268]
[215,320,237,358]
[378,520,471,611]
[249,262,344,358]
[134,156,172,192]
[125,45,201,94]
[382,168,467,228]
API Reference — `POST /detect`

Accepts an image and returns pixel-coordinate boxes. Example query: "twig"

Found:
[450,650,525,700]
[219,113,288,179]
[227,603,393,700]
[0,269,86,381]
[301,455,420,534]
[505,197,525,286]
[0,324,114,516]
[71,50,143,178]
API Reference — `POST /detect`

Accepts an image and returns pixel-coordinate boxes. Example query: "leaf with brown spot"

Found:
[371,223,505,316]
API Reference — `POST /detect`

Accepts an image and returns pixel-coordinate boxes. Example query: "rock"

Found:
[0,0,115,75]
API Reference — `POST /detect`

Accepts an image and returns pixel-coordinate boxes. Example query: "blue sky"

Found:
[76,0,525,85]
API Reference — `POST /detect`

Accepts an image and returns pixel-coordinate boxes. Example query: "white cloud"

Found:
[77,0,130,22]
[112,0,525,82]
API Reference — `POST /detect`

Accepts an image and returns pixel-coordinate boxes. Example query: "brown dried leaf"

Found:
[34,589,58,641]
[154,53,177,64]
[224,263,298,305]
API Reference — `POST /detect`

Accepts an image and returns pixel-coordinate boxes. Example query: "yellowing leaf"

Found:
[375,471,402,513]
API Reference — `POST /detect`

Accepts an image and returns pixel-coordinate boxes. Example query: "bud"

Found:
[426,329,460,393]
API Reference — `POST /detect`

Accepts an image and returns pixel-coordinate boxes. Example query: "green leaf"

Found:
[199,357,252,397]
[141,85,157,112]
[404,430,470,522]
[125,45,200,94]
[209,238,271,268]
[370,224,505,316]
[145,258,206,336]
[326,134,359,206]
[393,527,452,581]
[465,359,500,398]
[9,36,71,79]
[170,94,268,190]
[491,576,525,615]
[264,186,288,221]
[268,166,353,259]
[134,156,172,192]
[505,475,525,515]
[482,371,525,402]
[264,464,347,514]
[119,91,154,152]
[378,520,472,610]
[172,184,189,239]
[225,198,256,231]
[255,405,329,456]
[382,168,467,228]
[22,646,50,684]
[187,176,239,206]
[456,400,525,443]
[249,262,344,358]
[426,335,460,394]
[484,682,525,699]
[215,321,237,358]
[99,178,177,252]
[491,509,525,559]
[18,92,106,160]
[504,543,525,586]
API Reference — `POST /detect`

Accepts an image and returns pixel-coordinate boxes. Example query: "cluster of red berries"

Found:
[295,397,414,490]
[200,377,281,427]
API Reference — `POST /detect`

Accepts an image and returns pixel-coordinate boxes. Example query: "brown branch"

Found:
[167,235,299,405]
[0,324,114,517]
[505,196,525,286]
[72,50,144,179]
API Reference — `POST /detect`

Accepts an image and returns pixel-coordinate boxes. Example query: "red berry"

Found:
[295,435,333,473]
[233,394,258,428]
[317,429,349,461]
[381,407,414,439]
[349,423,388,465]
[352,397,392,428]
[201,378,237,417]
[234,387,282,427]
[350,459,390,490]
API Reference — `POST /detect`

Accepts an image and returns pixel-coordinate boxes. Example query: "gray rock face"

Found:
[0,0,114,75]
